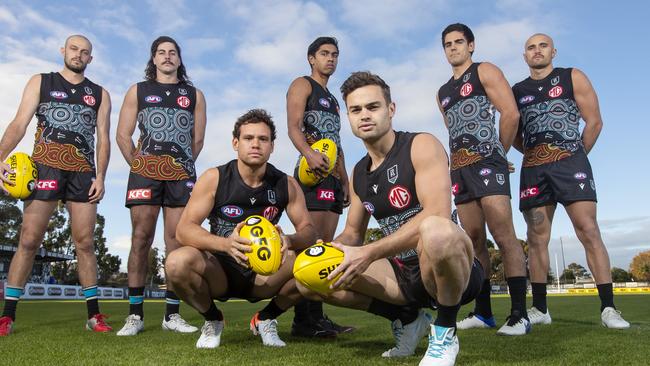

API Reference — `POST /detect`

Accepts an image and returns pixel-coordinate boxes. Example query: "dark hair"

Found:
[441,23,475,53]
[340,71,391,104]
[307,36,338,67]
[232,109,277,141]
[145,36,192,85]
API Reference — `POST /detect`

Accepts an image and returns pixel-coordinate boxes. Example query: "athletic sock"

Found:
[308,300,324,320]
[82,285,100,319]
[128,287,145,319]
[596,283,615,312]
[367,299,419,325]
[2,286,24,321]
[473,279,493,318]
[164,290,180,321]
[434,303,461,329]
[531,282,548,313]
[258,299,285,320]
[506,276,528,319]
[201,301,223,321]
[293,300,311,323]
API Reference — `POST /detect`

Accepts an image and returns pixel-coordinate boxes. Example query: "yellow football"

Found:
[3,152,38,199]
[298,138,337,187]
[240,215,282,276]
[293,242,344,295]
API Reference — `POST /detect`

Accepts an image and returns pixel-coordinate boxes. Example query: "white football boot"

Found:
[456,312,496,329]
[527,307,552,325]
[250,313,286,347]
[496,313,531,336]
[196,320,224,349]
[116,314,144,336]
[601,307,630,329]
[162,313,198,333]
[382,310,432,357]
[418,324,459,366]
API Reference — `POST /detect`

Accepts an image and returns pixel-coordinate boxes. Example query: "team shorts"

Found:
[519,151,597,211]
[125,172,194,208]
[451,156,511,205]
[212,253,261,303]
[26,162,96,203]
[294,169,344,214]
[389,256,484,309]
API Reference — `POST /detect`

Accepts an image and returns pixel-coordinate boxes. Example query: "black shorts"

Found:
[389,256,484,308]
[26,162,96,203]
[125,172,195,207]
[213,254,262,303]
[519,151,597,211]
[451,156,511,205]
[294,169,344,214]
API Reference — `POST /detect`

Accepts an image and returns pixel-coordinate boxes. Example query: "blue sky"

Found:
[1,0,648,274]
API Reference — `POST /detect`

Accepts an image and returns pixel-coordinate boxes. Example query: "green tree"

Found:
[630,250,650,281]
[0,195,22,245]
[364,228,384,244]
[147,247,164,286]
[94,214,121,285]
[560,269,575,283]
[567,262,590,279]
[611,267,632,282]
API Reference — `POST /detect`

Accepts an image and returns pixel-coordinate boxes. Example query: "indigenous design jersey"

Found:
[296,76,342,179]
[353,132,421,261]
[131,81,196,180]
[209,160,289,238]
[438,62,505,170]
[33,72,102,172]
[512,67,582,167]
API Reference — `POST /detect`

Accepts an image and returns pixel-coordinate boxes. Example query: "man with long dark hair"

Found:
[116,36,207,336]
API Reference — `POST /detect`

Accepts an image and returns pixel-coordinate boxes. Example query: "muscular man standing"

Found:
[0,35,112,335]
[286,36,353,336]
[512,33,629,329]
[437,23,530,335]
[116,36,206,336]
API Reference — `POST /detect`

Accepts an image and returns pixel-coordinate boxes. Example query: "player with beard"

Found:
[116,36,207,336]
[0,35,112,335]
[437,23,530,336]
[512,33,629,329]
[286,36,353,337]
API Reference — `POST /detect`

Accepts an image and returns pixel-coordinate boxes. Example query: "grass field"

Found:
[1,294,648,365]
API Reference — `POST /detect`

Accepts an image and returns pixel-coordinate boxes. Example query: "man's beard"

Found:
[65,59,87,74]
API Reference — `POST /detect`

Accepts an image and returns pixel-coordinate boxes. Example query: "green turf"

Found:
[1,295,648,365]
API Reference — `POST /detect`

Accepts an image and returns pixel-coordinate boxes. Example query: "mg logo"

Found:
[127,189,152,200]
[37,180,58,190]
[388,185,411,209]
[460,82,473,97]
[177,96,191,108]
[548,86,563,98]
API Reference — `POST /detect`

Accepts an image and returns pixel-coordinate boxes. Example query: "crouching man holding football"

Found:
[166,109,317,348]
[296,72,484,366]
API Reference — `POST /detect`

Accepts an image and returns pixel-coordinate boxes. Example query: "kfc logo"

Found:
[127,189,152,200]
[263,206,279,221]
[37,180,58,191]
[548,86,563,98]
[83,95,96,106]
[177,96,191,108]
[221,205,243,218]
[317,189,335,201]
[520,186,539,199]
[452,183,459,195]
[388,185,411,209]
[460,83,473,97]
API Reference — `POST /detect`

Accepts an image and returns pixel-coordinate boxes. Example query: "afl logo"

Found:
[50,91,68,99]
[319,98,330,108]
[574,172,587,180]
[83,95,96,106]
[388,185,411,210]
[221,205,243,218]
[441,96,451,108]
[177,96,191,108]
[519,95,535,104]
[479,168,492,176]
[145,95,162,103]
[548,86,563,98]
[460,82,473,97]
[263,206,279,221]
[363,202,375,215]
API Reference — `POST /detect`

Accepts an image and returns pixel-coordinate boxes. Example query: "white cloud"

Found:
[184,37,226,59]
[145,0,193,34]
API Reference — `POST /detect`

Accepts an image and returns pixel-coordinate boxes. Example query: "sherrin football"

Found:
[3,152,38,199]
[297,138,337,187]
[240,215,282,275]
[293,242,344,295]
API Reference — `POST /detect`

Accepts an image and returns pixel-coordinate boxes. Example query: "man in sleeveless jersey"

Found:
[512,33,629,329]
[297,71,484,366]
[115,36,206,336]
[166,109,317,348]
[0,35,112,335]
[286,36,353,337]
[437,23,530,336]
